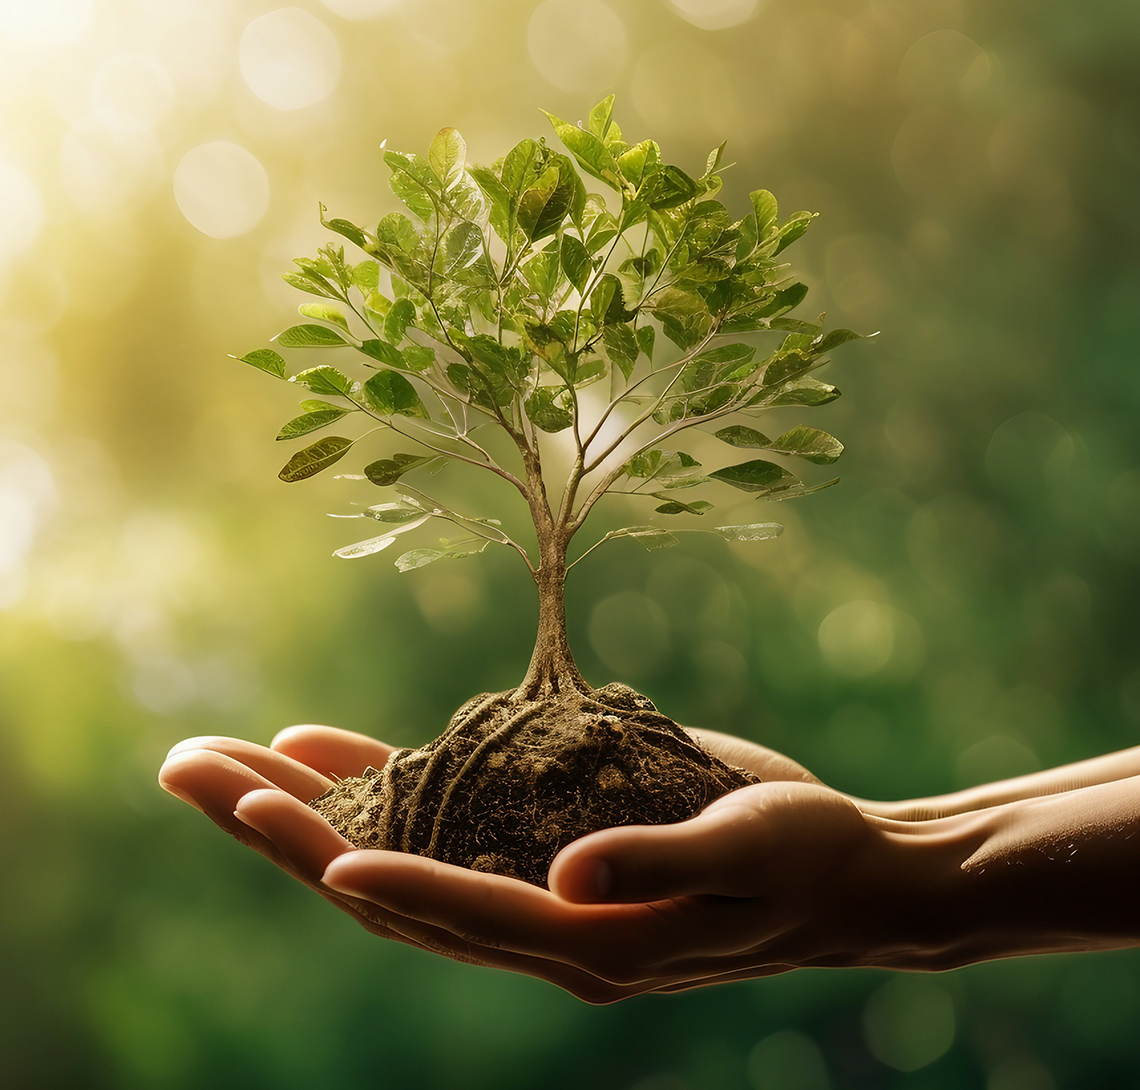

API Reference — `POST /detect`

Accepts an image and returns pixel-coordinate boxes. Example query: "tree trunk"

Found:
[515,544,589,700]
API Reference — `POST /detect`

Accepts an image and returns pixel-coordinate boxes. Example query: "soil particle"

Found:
[310,682,760,887]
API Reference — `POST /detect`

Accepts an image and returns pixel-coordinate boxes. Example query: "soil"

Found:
[309,682,761,887]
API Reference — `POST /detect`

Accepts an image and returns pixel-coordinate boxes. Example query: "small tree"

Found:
[241,96,858,697]
[236,98,863,882]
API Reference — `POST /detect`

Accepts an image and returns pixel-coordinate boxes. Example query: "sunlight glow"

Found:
[527,0,628,93]
[0,160,44,262]
[0,0,93,49]
[317,0,404,18]
[173,142,270,239]
[665,0,761,32]
[239,7,341,111]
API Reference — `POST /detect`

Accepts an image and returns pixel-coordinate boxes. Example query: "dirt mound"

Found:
[310,683,760,887]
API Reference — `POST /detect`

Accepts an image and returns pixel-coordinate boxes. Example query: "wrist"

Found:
[848,785,1140,968]
[826,807,1018,970]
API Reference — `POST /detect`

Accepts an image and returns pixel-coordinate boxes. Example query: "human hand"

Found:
[160,725,969,1002]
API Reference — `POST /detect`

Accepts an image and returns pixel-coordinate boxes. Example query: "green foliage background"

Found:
[1,0,1139,1087]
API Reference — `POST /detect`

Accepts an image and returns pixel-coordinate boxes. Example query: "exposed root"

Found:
[310,682,760,888]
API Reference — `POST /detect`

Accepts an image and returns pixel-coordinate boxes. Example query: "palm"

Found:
[159,726,856,1003]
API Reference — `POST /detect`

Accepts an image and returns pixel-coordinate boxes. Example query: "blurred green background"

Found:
[1,0,1139,1086]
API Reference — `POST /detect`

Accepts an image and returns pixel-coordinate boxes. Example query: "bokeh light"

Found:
[317,0,404,18]
[665,0,762,32]
[0,0,92,49]
[173,141,270,238]
[239,7,341,111]
[89,54,175,128]
[863,976,956,1071]
[527,0,628,93]
[0,160,43,261]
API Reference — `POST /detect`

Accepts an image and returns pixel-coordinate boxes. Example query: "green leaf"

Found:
[333,512,435,560]
[560,235,591,293]
[543,111,620,187]
[766,376,841,407]
[815,328,863,353]
[277,324,349,348]
[653,497,713,516]
[428,127,466,187]
[443,221,484,276]
[533,157,581,240]
[767,426,844,464]
[769,317,821,335]
[501,138,540,194]
[277,408,349,440]
[319,204,368,250]
[279,436,354,482]
[766,477,839,501]
[636,325,655,361]
[300,399,341,412]
[772,211,816,255]
[469,166,511,240]
[713,523,784,541]
[363,371,428,418]
[290,366,354,396]
[384,298,416,344]
[282,272,340,299]
[360,505,423,526]
[388,167,435,221]
[624,449,703,484]
[590,274,617,324]
[762,350,814,389]
[236,348,287,379]
[754,282,809,320]
[364,453,435,486]
[517,164,560,239]
[334,535,397,560]
[698,342,756,375]
[587,95,616,140]
[298,303,351,333]
[376,212,421,255]
[750,189,778,239]
[710,459,800,494]
[602,323,638,379]
[401,343,436,372]
[524,387,573,433]
[352,262,380,290]
[715,425,772,448]
[359,339,406,368]
[629,528,679,550]
[617,140,655,186]
[703,141,727,178]
[638,165,701,210]
[395,547,444,572]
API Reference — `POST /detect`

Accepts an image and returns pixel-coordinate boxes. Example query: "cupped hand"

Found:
[159,726,937,1002]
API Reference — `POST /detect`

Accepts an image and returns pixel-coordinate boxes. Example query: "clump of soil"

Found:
[310,682,760,887]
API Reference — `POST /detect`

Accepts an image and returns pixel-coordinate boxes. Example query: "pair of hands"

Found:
[157,723,975,1003]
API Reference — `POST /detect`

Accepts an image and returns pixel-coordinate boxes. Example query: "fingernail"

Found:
[166,737,215,758]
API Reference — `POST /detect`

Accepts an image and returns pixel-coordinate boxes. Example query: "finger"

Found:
[234,789,354,881]
[549,801,766,903]
[159,749,291,862]
[321,850,667,974]
[271,725,397,780]
[166,736,332,801]
[686,728,821,784]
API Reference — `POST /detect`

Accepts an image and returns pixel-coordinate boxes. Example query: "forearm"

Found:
[857,745,1140,820]
[836,778,1140,971]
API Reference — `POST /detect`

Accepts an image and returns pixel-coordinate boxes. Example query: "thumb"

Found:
[548,800,766,904]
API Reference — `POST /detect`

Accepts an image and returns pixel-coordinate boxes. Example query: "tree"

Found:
[234,98,864,884]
